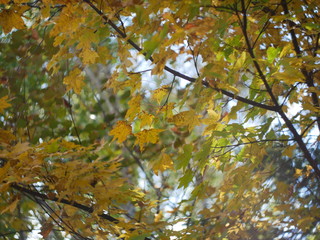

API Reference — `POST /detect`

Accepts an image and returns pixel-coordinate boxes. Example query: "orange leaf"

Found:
[40,221,54,238]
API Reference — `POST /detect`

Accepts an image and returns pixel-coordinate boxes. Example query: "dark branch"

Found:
[281,0,320,131]
[211,138,295,149]
[83,0,278,112]
[12,184,152,240]
[12,184,119,223]
[238,0,320,178]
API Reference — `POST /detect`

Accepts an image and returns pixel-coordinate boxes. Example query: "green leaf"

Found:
[175,144,193,170]
[178,169,193,189]
[267,46,279,63]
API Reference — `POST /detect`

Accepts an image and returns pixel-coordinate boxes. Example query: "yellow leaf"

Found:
[235,51,246,69]
[41,4,51,19]
[63,68,85,94]
[127,73,142,93]
[97,46,113,63]
[109,121,132,143]
[306,165,313,177]
[158,102,175,118]
[0,162,9,182]
[279,44,292,58]
[154,211,163,222]
[134,129,164,151]
[138,111,154,128]
[201,110,220,125]
[0,8,25,34]
[272,70,304,85]
[151,153,173,175]
[0,96,11,113]
[10,142,30,157]
[152,85,170,104]
[1,197,19,214]
[297,217,314,231]
[125,95,142,121]
[80,48,99,65]
[169,110,201,131]
[76,29,100,50]
[283,144,296,158]
[295,168,303,177]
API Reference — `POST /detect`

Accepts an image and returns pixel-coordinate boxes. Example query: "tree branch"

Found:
[238,0,281,110]
[238,0,320,179]
[281,0,320,132]
[83,0,278,112]
[12,184,119,223]
[211,138,295,149]
[12,184,152,239]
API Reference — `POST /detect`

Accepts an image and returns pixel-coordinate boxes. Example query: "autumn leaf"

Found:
[138,111,154,128]
[1,197,19,214]
[0,129,16,144]
[283,144,296,158]
[109,121,132,143]
[152,85,170,104]
[2,1,320,239]
[80,48,99,65]
[169,110,201,131]
[151,152,173,175]
[0,96,11,113]
[125,95,142,121]
[40,221,54,238]
[134,128,164,151]
[154,211,163,222]
[0,7,26,34]
[63,68,85,94]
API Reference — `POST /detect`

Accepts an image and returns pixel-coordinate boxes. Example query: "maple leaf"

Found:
[3,0,320,238]
[40,221,54,238]
[80,48,99,65]
[151,152,173,175]
[134,128,164,151]
[0,96,11,113]
[125,95,142,121]
[169,110,201,131]
[0,7,26,34]
[1,197,20,214]
[63,68,85,94]
[152,85,170,104]
[138,111,154,127]
[0,129,15,144]
[110,121,132,143]
[158,102,175,118]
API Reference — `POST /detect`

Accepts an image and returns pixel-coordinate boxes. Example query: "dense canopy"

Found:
[0,0,319,239]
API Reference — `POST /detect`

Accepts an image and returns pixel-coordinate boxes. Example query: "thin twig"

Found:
[211,138,295,149]
[300,120,317,137]
[187,39,200,77]
[67,90,82,145]
[83,0,279,112]
[161,75,176,109]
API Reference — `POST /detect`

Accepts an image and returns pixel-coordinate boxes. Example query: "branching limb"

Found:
[161,75,176,109]
[238,0,320,178]
[281,0,320,132]
[12,184,119,223]
[83,0,278,112]
[211,138,295,149]
[12,184,152,239]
